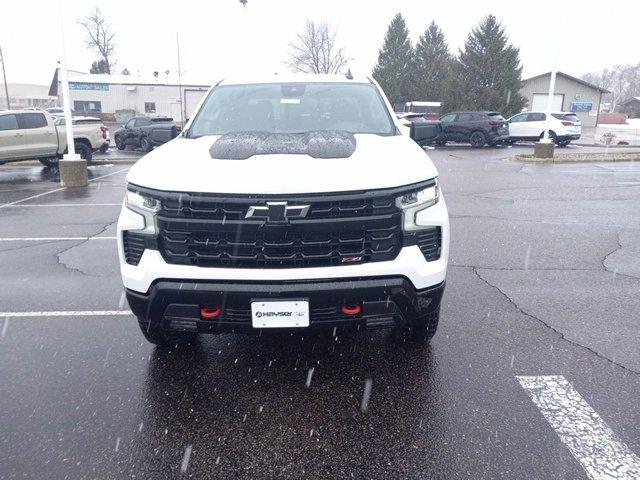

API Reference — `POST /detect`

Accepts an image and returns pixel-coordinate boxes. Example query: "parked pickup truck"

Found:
[118,73,449,346]
[0,109,107,166]
[114,116,181,152]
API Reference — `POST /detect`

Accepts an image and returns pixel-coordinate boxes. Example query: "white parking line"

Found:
[517,375,640,480]
[0,310,132,318]
[0,237,116,241]
[0,167,128,210]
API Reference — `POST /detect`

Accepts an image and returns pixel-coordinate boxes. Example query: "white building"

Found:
[0,83,57,110]
[50,70,210,124]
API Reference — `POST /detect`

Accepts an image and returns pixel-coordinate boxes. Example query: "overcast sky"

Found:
[1,0,638,86]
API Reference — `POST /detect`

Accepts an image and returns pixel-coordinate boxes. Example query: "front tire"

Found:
[39,158,59,167]
[139,136,152,152]
[138,319,198,346]
[469,131,486,148]
[409,307,441,343]
[115,137,126,150]
[99,144,109,153]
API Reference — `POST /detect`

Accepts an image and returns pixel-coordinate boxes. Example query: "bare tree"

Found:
[287,20,350,74]
[583,63,640,111]
[79,7,116,74]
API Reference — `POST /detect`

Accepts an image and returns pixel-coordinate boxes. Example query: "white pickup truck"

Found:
[0,109,108,166]
[118,73,449,346]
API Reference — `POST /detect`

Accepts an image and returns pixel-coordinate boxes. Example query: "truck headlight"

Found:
[125,187,160,212]
[125,183,159,234]
[396,179,439,231]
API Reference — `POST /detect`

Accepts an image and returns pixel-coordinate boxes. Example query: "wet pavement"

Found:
[0,146,639,479]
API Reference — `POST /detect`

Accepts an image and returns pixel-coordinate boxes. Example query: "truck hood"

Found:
[126,134,438,194]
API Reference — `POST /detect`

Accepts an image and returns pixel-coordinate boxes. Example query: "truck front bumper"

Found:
[127,277,445,333]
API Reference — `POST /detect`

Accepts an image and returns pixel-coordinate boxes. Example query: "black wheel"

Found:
[138,319,198,346]
[74,141,93,165]
[469,131,486,148]
[115,137,126,150]
[539,131,557,143]
[557,140,570,147]
[39,158,59,167]
[409,307,441,343]
[139,136,152,152]
[99,144,109,153]
[435,140,447,147]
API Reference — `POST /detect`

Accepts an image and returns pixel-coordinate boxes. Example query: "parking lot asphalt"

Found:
[0,146,639,479]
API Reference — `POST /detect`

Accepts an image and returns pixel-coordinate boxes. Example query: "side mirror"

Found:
[410,122,440,146]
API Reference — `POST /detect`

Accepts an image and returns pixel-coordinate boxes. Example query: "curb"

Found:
[514,152,640,163]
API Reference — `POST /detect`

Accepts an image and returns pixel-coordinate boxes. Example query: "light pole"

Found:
[0,45,10,110]
[176,33,184,127]
[57,0,88,187]
[534,17,562,159]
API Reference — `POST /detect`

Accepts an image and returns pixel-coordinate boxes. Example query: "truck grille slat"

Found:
[123,231,146,265]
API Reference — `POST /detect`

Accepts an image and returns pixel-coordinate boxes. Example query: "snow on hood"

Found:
[126,134,438,195]
[209,130,357,160]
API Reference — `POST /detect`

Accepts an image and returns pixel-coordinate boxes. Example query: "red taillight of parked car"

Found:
[100,125,109,139]
[561,121,575,126]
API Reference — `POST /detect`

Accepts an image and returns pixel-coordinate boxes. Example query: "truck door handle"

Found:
[13,133,23,137]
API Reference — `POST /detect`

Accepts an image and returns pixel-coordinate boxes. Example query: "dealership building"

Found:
[520,71,609,127]
[49,70,210,124]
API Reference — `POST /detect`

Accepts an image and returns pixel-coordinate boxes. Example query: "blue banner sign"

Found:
[570,102,593,112]
[69,82,109,91]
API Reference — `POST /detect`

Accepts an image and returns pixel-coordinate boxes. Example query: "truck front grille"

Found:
[129,181,436,269]
[157,221,401,268]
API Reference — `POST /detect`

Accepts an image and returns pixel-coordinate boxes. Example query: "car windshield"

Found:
[188,82,395,137]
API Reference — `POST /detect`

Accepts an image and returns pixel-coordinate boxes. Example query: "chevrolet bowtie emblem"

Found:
[245,202,310,223]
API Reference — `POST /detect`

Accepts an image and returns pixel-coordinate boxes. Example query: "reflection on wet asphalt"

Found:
[1,149,640,479]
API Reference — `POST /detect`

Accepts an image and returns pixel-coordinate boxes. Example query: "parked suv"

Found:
[507,111,581,147]
[114,116,181,152]
[439,111,509,148]
[117,74,449,346]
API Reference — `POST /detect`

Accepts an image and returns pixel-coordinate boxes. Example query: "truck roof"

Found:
[218,73,371,86]
[0,109,49,115]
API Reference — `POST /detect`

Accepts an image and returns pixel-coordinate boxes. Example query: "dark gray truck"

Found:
[114,116,181,152]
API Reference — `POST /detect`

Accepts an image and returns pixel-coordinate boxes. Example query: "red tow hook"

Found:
[200,306,222,319]
[341,303,362,315]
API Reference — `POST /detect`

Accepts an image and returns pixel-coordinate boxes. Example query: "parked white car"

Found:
[507,111,581,147]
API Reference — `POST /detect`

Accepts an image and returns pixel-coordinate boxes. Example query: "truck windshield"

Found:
[188,82,395,137]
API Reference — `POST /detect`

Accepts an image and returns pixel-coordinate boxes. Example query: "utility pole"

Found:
[0,45,10,110]
[176,33,184,127]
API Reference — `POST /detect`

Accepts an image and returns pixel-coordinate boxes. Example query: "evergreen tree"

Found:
[413,21,451,101]
[90,59,110,74]
[372,13,414,108]
[444,15,525,115]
